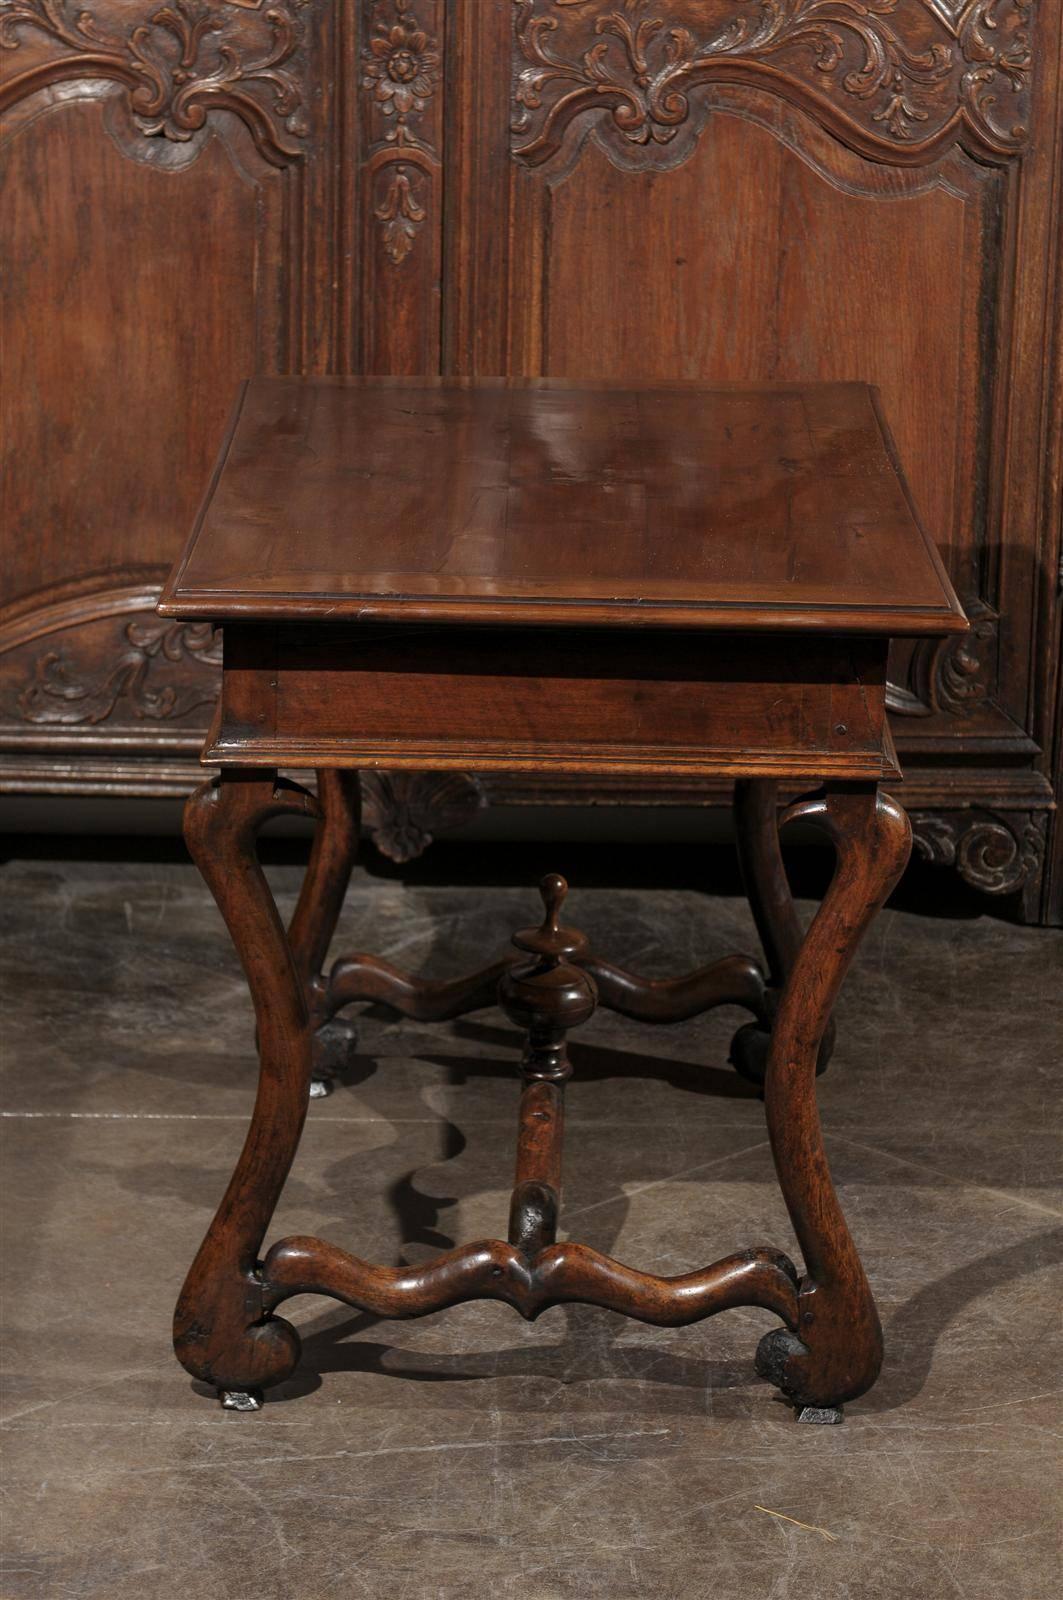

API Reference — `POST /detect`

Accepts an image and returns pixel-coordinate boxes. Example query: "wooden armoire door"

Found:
[0,0,348,788]
[2,1,1061,921]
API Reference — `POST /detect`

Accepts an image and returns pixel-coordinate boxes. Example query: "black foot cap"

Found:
[796,1404,844,1425]
[729,1003,836,1087]
[729,1021,772,1087]
[219,1389,263,1412]
[310,1016,359,1099]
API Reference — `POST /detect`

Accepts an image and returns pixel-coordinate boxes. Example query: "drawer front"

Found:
[209,626,888,781]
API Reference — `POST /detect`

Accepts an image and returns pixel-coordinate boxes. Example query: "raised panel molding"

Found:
[0,0,314,165]
[511,0,1033,170]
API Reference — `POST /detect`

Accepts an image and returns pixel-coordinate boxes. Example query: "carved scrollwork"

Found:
[0,0,311,164]
[911,808,1047,902]
[887,598,998,718]
[511,0,1033,171]
[360,770,486,863]
[17,619,222,726]
[361,0,441,265]
[958,0,1032,148]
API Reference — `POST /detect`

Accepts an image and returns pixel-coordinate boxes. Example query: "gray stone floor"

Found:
[1,849,1061,1599]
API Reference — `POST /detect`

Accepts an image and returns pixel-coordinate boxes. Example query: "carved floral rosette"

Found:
[511,0,1033,171]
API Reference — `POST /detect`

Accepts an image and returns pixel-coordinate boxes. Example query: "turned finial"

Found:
[541,872,566,930]
[498,873,597,1082]
[511,873,588,962]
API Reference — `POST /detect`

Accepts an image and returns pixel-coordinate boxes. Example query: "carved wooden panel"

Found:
[357,0,445,373]
[0,0,313,161]
[911,806,1049,923]
[532,127,987,583]
[0,0,1059,918]
[517,125,1003,746]
[2,99,285,597]
[0,580,220,741]
[511,0,1032,169]
[441,0,1059,916]
[0,0,343,766]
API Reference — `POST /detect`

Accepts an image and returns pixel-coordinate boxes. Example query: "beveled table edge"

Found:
[157,378,968,640]
[199,735,903,784]
[159,592,968,636]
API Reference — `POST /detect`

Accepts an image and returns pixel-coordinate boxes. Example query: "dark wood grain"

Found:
[498,874,597,1254]
[323,953,514,1024]
[259,1235,802,1330]
[730,777,836,1084]
[289,769,362,1090]
[158,378,964,636]
[755,785,912,1411]
[320,946,766,1036]
[173,770,318,1397]
[290,770,361,998]
[205,620,896,781]
[3,0,1059,916]
[582,951,765,1025]
[165,372,962,1416]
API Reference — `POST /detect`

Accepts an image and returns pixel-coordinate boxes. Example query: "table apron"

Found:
[205,625,891,781]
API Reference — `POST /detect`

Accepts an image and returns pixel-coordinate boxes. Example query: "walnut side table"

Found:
[159,378,966,1421]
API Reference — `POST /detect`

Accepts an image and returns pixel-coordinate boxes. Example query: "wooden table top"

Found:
[160,378,965,637]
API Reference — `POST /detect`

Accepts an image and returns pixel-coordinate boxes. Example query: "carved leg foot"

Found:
[174,770,320,1402]
[758,785,911,1413]
[310,1017,359,1098]
[290,771,361,1097]
[754,1329,839,1419]
[730,779,835,1085]
[730,1012,775,1089]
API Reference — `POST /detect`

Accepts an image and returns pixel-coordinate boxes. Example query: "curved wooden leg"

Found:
[730,777,836,1085]
[288,770,361,1095]
[173,770,319,1404]
[756,785,911,1416]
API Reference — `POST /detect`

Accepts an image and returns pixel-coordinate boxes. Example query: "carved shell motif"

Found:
[512,0,1033,170]
[360,771,487,863]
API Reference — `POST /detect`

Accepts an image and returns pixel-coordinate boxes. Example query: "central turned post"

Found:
[498,875,597,1256]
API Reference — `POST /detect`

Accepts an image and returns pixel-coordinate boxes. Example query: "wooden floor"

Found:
[1,844,1059,1600]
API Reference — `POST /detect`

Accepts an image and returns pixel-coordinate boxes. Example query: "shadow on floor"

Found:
[1,830,1033,924]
